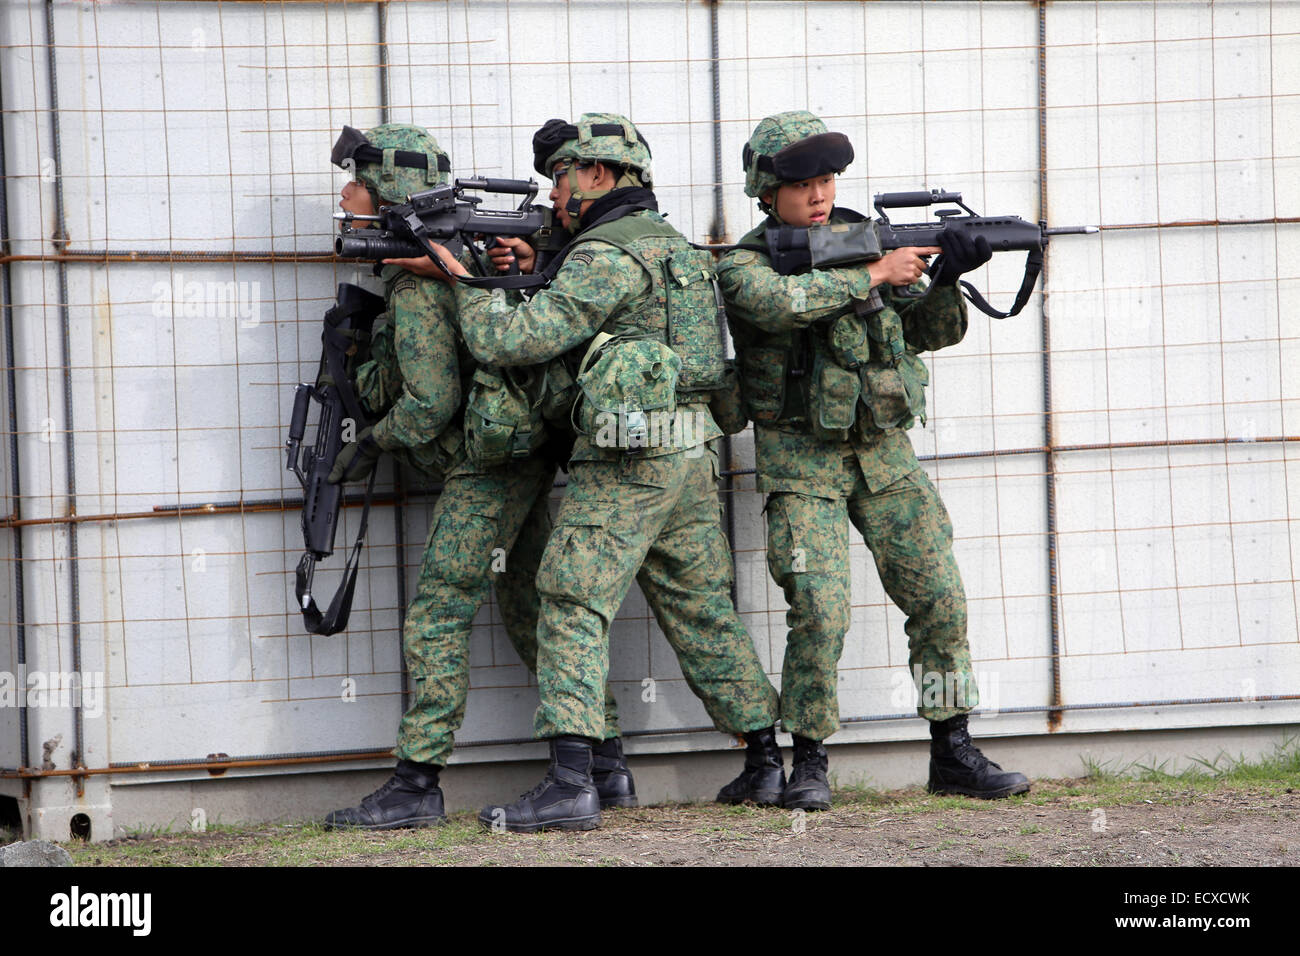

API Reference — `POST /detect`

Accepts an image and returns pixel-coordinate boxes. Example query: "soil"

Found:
[63,778,1300,867]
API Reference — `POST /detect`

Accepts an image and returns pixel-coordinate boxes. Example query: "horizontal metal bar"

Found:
[0,249,337,265]
[3,434,1291,529]
[1,213,1295,268]
[722,433,1300,478]
[843,693,1300,725]
[1097,216,1300,232]
[4,693,1295,780]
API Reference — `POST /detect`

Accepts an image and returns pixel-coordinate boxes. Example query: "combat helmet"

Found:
[331,123,451,207]
[531,112,653,226]
[742,110,854,215]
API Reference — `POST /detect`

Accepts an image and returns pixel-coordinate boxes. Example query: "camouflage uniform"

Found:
[453,210,779,742]
[718,115,977,742]
[343,127,620,768]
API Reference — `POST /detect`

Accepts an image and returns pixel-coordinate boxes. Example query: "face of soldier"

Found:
[339,179,377,228]
[550,160,609,229]
[764,173,837,227]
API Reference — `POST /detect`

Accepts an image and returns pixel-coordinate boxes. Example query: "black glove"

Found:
[930,228,993,287]
[328,426,382,483]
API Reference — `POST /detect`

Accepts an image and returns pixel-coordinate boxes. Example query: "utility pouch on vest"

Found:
[865,301,907,369]
[574,335,681,455]
[709,359,748,436]
[464,366,547,469]
[826,312,873,370]
[809,352,861,441]
[738,346,789,423]
[858,351,929,433]
[662,248,727,394]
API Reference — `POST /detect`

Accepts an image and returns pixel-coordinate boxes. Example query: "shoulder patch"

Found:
[568,250,595,267]
[390,275,419,296]
[731,250,759,266]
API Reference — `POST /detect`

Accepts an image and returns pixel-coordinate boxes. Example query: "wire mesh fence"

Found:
[0,0,1296,777]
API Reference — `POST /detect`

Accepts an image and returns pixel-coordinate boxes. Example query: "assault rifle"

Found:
[285,283,385,636]
[334,176,554,284]
[759,189,1097,318]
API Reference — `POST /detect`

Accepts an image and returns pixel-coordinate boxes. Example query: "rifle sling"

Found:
[295,468,378,636]
[958,246,1043,319]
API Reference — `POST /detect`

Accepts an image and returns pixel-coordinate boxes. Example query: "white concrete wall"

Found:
[1,2,1297,819]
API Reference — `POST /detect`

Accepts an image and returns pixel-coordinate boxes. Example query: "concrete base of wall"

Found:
[84,722,1299,840]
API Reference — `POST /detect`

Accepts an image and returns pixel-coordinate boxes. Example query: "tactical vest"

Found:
[730,216,949,441]
[355,268,476,478]
[559,211,728,454]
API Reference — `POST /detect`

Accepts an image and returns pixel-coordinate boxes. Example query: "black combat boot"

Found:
[478,735,601,833]
[782,735,832,811]
[716,726,786,806]
[324,759,446,830]
[927,715,1031,799]
[591,736,638,809]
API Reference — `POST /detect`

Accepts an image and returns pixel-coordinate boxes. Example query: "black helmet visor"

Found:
[330,125,450,174]
[530,118,653,178]
[745,131,855,183]
[331,125,370,170]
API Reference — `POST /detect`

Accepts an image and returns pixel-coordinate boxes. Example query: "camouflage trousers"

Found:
[766,459,976,740]
[534,447,780,740]
[395,454,621,766]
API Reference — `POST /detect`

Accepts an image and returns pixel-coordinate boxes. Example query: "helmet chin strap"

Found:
[562,161,615,230]
[761,187,783,224]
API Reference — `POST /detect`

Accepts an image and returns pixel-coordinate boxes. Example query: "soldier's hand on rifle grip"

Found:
[328,427,382,484]
[867,246,941,288]
[931,229,992,286]
[487,235,536,275]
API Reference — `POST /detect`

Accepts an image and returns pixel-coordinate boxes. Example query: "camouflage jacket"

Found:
[357,263,475,467]
[454,209,723,462]
[718,210,969,497]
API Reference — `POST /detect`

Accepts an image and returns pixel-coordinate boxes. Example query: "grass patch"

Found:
[1080,735,1300,792]
[54,737,1300,866]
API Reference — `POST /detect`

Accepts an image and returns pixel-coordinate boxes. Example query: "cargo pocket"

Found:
[537,502,615,600]
[426,508,499,590]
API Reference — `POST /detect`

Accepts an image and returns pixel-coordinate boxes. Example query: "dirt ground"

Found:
[61,777,1300,867]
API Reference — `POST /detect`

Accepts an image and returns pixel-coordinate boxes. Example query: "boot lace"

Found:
[950,737,1000,772]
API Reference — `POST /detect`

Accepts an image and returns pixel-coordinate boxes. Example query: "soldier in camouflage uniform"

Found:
[717,111,1030,809]
[418,113,780,832]
[321,123,631,830]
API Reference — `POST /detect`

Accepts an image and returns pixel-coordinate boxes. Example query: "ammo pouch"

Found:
[574,333,681,455]
[810,352,861,441]
[464,365,548,469]
[857,352,928,432]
